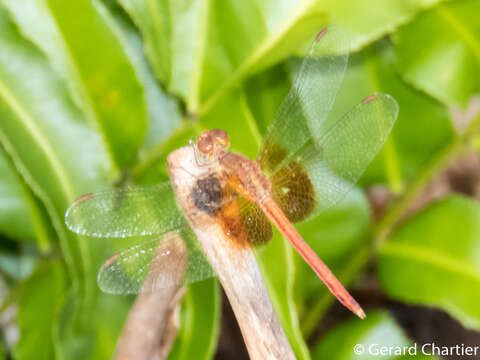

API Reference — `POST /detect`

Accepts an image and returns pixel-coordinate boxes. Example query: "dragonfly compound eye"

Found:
[210,129,230,149]
[197,131,214,154]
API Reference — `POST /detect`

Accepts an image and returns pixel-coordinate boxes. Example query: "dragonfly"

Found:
[65,27,398,319]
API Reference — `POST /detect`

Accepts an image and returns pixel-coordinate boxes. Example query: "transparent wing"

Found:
[270,94,399,222]
[65,182,184,237]
[98,228,215,294]
[257,26,349,174]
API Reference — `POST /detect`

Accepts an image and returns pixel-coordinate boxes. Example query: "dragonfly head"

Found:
[197,129,230,162]
[210,129,230,149]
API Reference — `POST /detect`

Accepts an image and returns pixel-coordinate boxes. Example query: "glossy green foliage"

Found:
[0,0,479,359]
[3,0,148,169]
[257,234,312,360]
[0,6,108,290]
[312,311,437,359]
[379,196,480,330]
[393,0,480,107]
[14,261,65,360]
[118,0,327,114]
[167,279,220,360]
[328,0,445,52]
[0,151,33,240]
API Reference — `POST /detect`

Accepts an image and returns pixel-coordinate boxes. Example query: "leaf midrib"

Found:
[197,0,318,117]
[0,79,75,202]
[45,0,126,172]
[0,78,93,298]
[187,0,210,112]
[381,242,480,283]
[147,0,170,84]
[436,4,480,64]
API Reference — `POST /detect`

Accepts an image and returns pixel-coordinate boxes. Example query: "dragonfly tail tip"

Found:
[355,307,366,320]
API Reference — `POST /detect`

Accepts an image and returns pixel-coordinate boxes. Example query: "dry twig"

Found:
[168,146,295,360]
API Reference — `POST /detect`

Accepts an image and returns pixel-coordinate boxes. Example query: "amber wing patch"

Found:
[238,198,273,247]
[215,196,272,248]
[270,161,315,223]
[257,143,288,174]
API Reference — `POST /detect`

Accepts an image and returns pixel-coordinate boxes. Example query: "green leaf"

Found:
[0,6,105,284]
[118,0,206,104]
[378,195,480,331]
[104,7,182,151]
[1,0,76,98]
[312,311,435,359]
[393,0,480,107]
[119,0,328,115]
[13,261,66,360]
[0,9,163,357]
[0,148,56,251]
[198,0,330,116]
[4,0,149,169]
[0,10,126,356]
[168,279,220,360]
[88,294,132,359]
[244,63,291,135]
[0,149,34,240]
[53,290,132,360]
[329,0,445,52]
[134,121,202,183]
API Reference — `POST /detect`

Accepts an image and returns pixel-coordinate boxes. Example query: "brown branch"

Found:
[114,232,186,360]
[167,146,296,360]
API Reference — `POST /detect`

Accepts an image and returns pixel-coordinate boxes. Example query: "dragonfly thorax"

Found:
[219,152,271,204]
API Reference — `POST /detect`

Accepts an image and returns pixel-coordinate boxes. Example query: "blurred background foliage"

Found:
[0,0,479,359]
